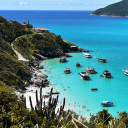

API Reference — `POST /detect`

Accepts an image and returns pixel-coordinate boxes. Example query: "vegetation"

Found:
[13,32,75,60]
[91,0,128,17]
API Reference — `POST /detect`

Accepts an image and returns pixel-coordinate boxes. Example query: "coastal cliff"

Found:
[91,0,128,17]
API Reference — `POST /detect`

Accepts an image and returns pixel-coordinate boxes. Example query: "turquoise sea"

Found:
[1,10,128,119]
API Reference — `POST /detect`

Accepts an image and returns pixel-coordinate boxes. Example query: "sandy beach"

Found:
[15,66,68,113]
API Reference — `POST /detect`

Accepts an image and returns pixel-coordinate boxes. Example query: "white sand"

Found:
[15,84,68,113]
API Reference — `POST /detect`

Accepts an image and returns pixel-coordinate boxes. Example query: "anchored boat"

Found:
[97,52,106,62]
[101,101,114,107]
[83,52,92,58]
[80,72,90,80]
[122,65,128,76]
[58,56,67,63]
[103,70,111,78]
[64,68,71,74]
[91,88,98,91]
[85,67,97,74]
[76,62,81,67]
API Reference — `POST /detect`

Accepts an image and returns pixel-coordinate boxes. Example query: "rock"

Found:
[38,66,44,69]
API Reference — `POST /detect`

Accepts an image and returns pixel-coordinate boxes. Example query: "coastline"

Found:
[39,54,93,121]
[15,60,69,113]
[90,14,128,18]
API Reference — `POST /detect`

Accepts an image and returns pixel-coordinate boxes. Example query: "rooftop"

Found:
[34,28,50,31]
[21,24,27,26]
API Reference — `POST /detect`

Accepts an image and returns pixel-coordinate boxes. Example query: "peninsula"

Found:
[91,0,128,17]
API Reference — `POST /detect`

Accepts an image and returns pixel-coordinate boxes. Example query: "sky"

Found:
[0,0,122,10]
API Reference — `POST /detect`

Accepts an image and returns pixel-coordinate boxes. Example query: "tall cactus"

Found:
[50,88,53,96]
[28,88,66,120]
[21,94,26,108]
[62,97,65,110]
[36,90,39,109]
[24,96,26,108]
[29,96,34,110]
[39,87,43,112]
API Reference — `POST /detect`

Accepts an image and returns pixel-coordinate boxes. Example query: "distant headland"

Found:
[91,0,128,17]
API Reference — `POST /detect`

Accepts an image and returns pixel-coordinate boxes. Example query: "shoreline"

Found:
[15,56,72,114]
[90,14,128,18]
[39,55,92,121]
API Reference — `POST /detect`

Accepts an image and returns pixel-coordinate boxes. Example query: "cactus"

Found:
[40,87,42,100]
[24,97,26,108]
[50,88,53,96]
[36,90,39,109]
[56,95,59,101]
[35,106,38,114]
[21,94,24,103]
[48,96,52,107]
[62,97,65,110]
[29,96,34,110]
[28,88,66,120]
[21,94,26,108]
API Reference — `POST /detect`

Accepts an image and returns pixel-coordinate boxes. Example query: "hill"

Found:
[91,0,128,17]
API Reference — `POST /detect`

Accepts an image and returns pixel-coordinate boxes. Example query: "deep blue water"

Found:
[1,10,128,119]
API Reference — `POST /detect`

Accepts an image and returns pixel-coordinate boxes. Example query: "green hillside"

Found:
[0,16,31,89]
[91,0,128,17]
[13,33,75,61]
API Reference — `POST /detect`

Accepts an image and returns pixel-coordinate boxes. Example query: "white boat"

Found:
[83,52,92,58]
[80,72,90,80]
[85,67,97,74]
[101,101,114,107]
[122,65,128,75]
[122,69,128,76]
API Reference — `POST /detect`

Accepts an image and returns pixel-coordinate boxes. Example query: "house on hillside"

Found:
[33,28,50,33]
[21,24,27,28]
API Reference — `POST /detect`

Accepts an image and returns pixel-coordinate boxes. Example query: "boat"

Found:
[91,88,98,91]
[58,56,67,63]
[80,72,90,80]
[122,65,128,76]
[97,52,106,62]
[83,52,92,58]
[85,67,97,74]
[101,101,114,107]
[76,62,81,67]
[122,69,128,76]
[64,68,70,74]
[103,70,111,78]
[97,57,106,62]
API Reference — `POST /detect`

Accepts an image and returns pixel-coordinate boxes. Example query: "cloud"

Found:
[19,1,28,5]
[20,2,23,5]
[59,2,62,5]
